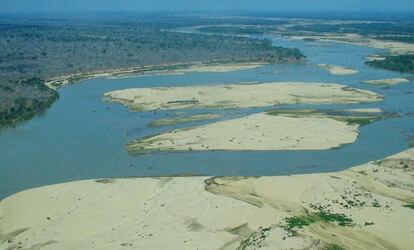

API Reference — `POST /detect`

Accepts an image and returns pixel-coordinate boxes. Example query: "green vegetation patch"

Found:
[266,109,383,127]
[366,54,414,74]
[324,244,346,250]
[285,210,354,231]
[0,78,59,129]
[403,203,414,209]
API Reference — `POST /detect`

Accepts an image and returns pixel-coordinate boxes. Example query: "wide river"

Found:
[1,31,413,198]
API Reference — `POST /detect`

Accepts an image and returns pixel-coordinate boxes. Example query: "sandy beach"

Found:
[103,82,381,111]
[363,78,410,86]
[317,64,358,75]
[1,148,413,250]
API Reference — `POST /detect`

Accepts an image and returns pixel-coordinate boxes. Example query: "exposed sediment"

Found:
[1,149,413,250]
[103,82,382,111]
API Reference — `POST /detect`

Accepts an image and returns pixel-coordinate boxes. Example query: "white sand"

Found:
[1,149,413,250]
[363,78,410,86]
[103,82,381,111]
[128,112,359,153]
[317,64,359,75]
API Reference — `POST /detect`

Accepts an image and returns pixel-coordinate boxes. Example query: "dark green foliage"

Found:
[403,203,414,209]
[375,35,414,44]
[0,78,58,128]
[324,244,346,250]
[0,16,305,128]
[285,210,353,231]
[366,55,414,73]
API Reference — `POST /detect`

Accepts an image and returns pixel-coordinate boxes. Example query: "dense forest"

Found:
[0,78,58,128]
[0,16,305,128]
[366,55,414,73]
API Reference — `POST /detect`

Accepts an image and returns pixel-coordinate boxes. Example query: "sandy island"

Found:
[1,149,413,250]
[103,82,381,112]
[363,78,410,86]
[127,111,377,153]
[317,64,359,75]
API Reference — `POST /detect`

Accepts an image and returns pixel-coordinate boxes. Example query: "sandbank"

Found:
[103,82,382,111]
[127,112,361,153]
[1,149,413,249]
[317,64,359,75]
[363,78,410,86]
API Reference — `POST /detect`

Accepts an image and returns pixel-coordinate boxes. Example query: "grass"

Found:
[285,210,354,230]
[342,117,378,126]
[324,244,346,250]
[266,109,380,127]
[403,203,414,209]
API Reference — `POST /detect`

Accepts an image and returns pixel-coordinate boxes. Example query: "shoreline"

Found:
[44,60,271,90]
[1,148,413,249]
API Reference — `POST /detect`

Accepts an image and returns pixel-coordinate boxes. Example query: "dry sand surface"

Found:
[317,64,358,75]
[1,149,413,250]
[127,112,360,153]
[363,78,410,86]
[103,82,381,111]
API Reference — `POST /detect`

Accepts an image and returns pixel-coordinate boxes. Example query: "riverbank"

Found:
[1,148,413,250]
[104,82,382,111]
[45,61,267,89]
